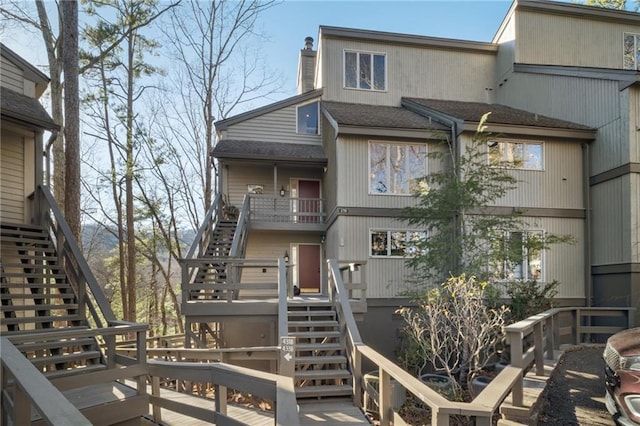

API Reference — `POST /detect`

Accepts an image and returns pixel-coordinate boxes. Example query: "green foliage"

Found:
[403,114,574,288]
[504,279,559,323]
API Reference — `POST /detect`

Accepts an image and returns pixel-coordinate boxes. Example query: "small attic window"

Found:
[297,101,319,135]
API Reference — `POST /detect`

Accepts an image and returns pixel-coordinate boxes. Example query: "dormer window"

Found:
[623,33,640,70]
[297,101,319,135]
[344,50,386,91]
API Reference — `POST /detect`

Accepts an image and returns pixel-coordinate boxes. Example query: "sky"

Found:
[256,1,513,100]
[3,1,513,110]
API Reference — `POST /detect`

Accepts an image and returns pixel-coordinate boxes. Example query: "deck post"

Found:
[215,384,228,415]
[508,330,524,406]
[152,376,162,422]
[280,336,296,377]
[379,368,392,426]
[534,321,544,375]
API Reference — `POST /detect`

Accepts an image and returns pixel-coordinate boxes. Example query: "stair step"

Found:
[30,350,102,366]
[0,236,52,245]
[0,278,70,285]
[296,369,352,380]
[296,355,348,365]
[0,293,76,300]
[14,337,97,352]
[0,304,79,312]
[296,342,342,352]
[43,363,107,379]
[288,310,336,317]
[289,331,340,339]
[0,325,89,335]
[295,384,353,398]
[1,314,81,326]
[288,320,339,328]
[0,262,61,269]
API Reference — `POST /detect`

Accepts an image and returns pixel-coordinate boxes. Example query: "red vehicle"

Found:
[604,327,640,426]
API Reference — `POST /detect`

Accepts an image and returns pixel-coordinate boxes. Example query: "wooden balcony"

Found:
[249,195,326,231]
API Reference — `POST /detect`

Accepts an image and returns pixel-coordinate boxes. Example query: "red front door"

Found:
[298,180,320,223]
[298,244,321,293]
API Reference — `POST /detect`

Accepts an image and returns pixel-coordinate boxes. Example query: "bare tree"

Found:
[82,0,178,322]
[397,275,509,399]
[62,0,81,240]
[160,0,281,221]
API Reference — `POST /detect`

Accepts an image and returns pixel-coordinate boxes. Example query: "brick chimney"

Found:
[297,36,317,94]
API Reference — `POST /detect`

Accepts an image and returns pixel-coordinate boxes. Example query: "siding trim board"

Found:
[592,263,640,274]
[590,162,640,186]
[517,0,640,26]
[514,63,639,86]
[325,206,584,226]
[215,89,323,130]
[320,26,498,54]
[462,123,596,140]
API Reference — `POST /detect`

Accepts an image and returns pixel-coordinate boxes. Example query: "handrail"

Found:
[277,258,289,340]
[147,360,300,426]
[185,193,222,260]
[229,195,250,258]
[0,337,92,426]
[38,185,116,323]
[327,257,636,425]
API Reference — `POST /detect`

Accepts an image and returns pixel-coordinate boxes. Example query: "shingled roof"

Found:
[322,101,448,131]
[403,98,593,130]
[1,86,58,131]
[212,140,327,164]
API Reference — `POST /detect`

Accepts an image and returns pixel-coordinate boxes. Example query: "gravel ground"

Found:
[538,345,614,426]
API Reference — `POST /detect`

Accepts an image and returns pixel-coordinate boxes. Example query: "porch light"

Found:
[280,185,286,197]
[284,251,289,263]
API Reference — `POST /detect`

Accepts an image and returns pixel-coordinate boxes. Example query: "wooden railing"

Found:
[327,258,636,425]
[39,185,115,328]
[249,195,326,224]
[185,193,223,260]
[147,359,300,426]
[182,258,279,302]
[229,195,250,258]
[0,337,92,426]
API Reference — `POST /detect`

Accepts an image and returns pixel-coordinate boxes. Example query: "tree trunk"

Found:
[62,0,81,243]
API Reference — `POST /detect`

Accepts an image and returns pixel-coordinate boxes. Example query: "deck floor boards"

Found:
[136,382,371,425]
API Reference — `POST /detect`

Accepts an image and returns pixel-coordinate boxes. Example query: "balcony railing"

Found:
[249,195,325,224]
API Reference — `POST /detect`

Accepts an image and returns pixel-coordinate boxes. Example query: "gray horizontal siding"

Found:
[320,38,496,105]
[496,73,624,175]
[516,10,640,69]
[0,136,25,222]
[591,176,631,265]
[225,102,322,145]
[326,215,585,299]
[1,57,24,94]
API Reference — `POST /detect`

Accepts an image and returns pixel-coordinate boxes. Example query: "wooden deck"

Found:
[298,400,371,425]
[137,382,370,425]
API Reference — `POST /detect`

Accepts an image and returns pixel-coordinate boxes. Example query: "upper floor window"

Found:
[489,140,543,171]
[369,142,427,195]
[493,230,544,281]
[297,102,319,135]
[370,230,426,257]
[344,50,386,91]
[623,33,640,70]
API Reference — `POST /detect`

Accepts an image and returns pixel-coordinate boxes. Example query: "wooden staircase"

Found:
[0,223,105,379]
[288,300,353,399]
[191,220,238,301]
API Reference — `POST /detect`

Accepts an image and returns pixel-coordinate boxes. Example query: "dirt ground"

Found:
[538,345,615,426]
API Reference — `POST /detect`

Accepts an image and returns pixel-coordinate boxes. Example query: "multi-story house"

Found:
[188,0,640,360]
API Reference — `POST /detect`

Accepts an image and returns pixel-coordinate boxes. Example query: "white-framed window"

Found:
[344,50,386,91]
[488,140,543,171]
[297,101,319,135]
[369,142,426,195]
[493,230,544,281]
[623,33,640,70]
[370,230,426,257]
